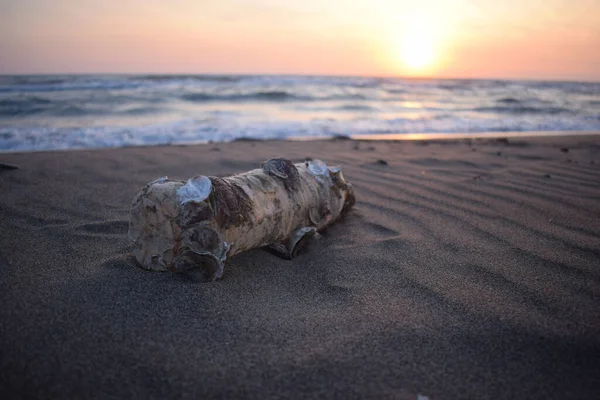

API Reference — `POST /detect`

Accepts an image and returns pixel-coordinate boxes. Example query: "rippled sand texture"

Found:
[1,136,599,399]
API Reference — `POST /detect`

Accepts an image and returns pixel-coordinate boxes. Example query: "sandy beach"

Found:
[1,135,599,399]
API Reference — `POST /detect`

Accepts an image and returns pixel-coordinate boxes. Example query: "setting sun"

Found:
[401,33,435,71]
[398,17,441,75]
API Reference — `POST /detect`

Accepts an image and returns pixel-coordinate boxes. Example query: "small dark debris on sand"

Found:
[496,138,510,145]
[376,159,388,166]
[331,134,352,141]
[232,137,263,142]
[0,162,19,170]
[231,137,260,147]
[367,146,376,151]
[560,147,570,153]
[497,151,502,156]
[545,174,552,178]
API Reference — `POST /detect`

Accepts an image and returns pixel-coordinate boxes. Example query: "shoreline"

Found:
[1,130,599,155]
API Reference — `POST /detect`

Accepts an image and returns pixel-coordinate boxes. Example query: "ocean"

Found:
[1,74,599,152]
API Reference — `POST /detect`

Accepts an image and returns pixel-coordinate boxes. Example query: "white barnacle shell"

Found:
[177,175,212,205]
[149,176,169,185]
[308,159,328,176]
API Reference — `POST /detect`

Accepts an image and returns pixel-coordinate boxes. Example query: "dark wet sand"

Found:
[1,135,599,399]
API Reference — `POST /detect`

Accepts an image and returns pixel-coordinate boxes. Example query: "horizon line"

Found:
[1,71,599,84]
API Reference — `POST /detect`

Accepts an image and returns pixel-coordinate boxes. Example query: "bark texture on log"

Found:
[129,158,355,281]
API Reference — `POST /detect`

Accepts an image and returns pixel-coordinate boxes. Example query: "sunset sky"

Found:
[1,0,599,81]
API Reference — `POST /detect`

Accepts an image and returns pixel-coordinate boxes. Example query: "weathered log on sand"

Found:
[129,158,355,281]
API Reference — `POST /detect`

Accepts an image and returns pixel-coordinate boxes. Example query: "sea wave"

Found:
[180,91,369,103]
[180,90,307,102]
[0,95,166,117]
[0,96,52,109]
[0,80,143,93]
[474,106,573,115]
[527,80,600,95]
[2,113,599,153]
[1,74,599,152]
[0,97,72,116]
[130,74,241,83]
[496,97,520,104]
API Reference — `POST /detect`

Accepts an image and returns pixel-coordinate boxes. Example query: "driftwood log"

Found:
[129,158,355,281]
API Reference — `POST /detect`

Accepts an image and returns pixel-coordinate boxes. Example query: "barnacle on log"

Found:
[128,158,355,281]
